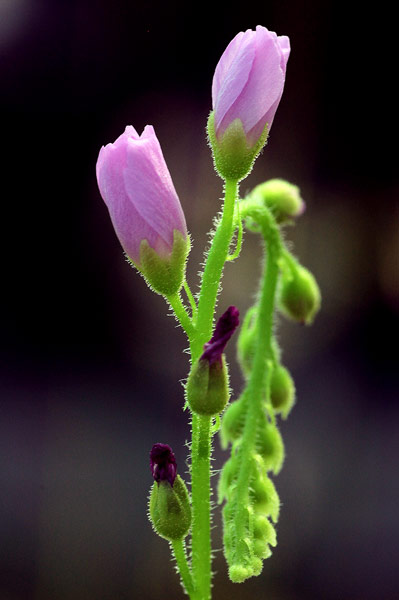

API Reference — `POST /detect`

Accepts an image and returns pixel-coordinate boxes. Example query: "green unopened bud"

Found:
[236,306,258,377]
[218,455,238,503]
[138,230,190,297]
[186,357,229,416]
[270,364,296,418]
[253,539,272,560]
[279,264,321,324]
[253,515,277,547]
[256,423,285,475]
[237,325,257,377]
[253,513,275,559]
[229,564,252,584]
[148,475,191,541]
[249,179,305,223]
[249,456,280,522]
[207,112,268,182]
[220,397,248,449]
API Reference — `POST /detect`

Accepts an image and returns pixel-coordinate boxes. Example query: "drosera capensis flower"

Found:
[96,125,189,296]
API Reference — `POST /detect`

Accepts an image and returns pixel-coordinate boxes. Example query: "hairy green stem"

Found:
[190,414,212,600]
[192,178,238,361]
[171,539,195,597]
[168,291,196,340]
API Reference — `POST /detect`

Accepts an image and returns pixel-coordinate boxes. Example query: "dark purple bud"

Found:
[201,306,240,366]
[150,443,177,486]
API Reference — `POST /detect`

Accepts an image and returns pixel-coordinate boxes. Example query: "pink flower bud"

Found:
[212,25,290,147]
[96,125,187,266]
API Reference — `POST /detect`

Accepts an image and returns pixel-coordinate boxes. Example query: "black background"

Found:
[1,1,398,599]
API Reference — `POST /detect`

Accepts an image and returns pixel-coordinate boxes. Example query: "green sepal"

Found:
[186,355,229,416]
[131,230,190,297]
[148,475,191,541]
[270,364,296,418]
[207,112,268,182]
[278,262,321,325]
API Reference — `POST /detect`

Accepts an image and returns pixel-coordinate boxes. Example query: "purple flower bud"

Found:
[201,306,240,365]
[212,25,290,146]
[150,443,177,487]
[96,125,187,266]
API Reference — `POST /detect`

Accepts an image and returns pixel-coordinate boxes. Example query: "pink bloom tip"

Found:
[212,25,290,145]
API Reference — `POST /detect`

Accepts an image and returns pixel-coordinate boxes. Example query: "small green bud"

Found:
[270,364,296,418]
[236,305,258,377]
[249,456,280,522]
[229,564,251,584]
[256,422,285,475]
[186,357,229,416]
[237,325,257,377]
[253,538,272,560]
[253,515,277,547]
[218,456,238,503]
[278,264,321,324]
[207,112,268,182]
[220,397,247,448]
[250,556,263,576]
[148,475,191,541]
[249,179,305,223]
[138,230,190,297]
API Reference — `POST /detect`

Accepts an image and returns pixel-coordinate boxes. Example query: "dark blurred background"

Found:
[1,1,398,599]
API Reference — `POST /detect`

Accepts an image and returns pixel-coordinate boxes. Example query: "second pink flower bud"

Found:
[209,25,290,181]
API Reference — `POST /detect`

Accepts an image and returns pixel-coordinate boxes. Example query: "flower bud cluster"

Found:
[217,186,321,581]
